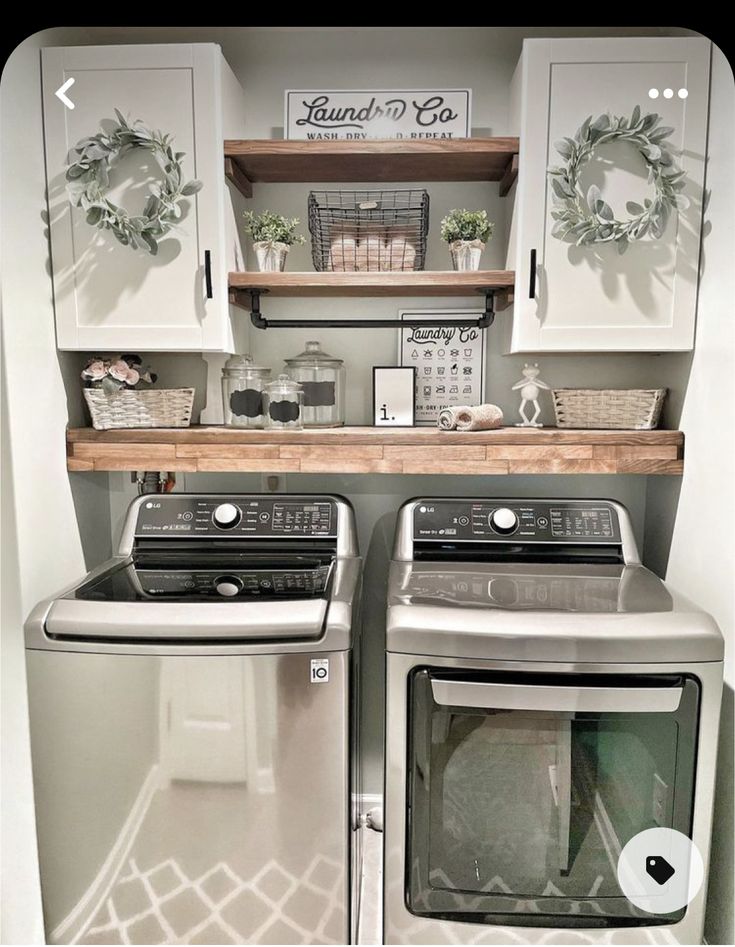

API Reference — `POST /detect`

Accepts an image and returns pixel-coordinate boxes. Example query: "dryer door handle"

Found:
[430,678,682,714]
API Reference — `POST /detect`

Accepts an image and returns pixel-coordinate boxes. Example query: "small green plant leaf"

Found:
[586,184,602,209]
[554,139,573,158]
[181,179,203,196]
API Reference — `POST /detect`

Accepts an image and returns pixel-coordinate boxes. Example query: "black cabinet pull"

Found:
[529,248,537,299]
[204,250,213,299]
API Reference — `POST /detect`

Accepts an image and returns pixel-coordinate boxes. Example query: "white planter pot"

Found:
[449,239,485,271]
[254,241,290,272]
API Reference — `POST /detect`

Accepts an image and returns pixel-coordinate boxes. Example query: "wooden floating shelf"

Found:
[67,427,684,476]
[224,138,519,193]
[228,270,515,308]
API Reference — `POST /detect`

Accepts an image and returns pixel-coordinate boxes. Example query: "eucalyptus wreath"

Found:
[547,106,689,254]
[65,109,203,255]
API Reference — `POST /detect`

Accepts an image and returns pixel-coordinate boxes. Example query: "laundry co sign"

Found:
[285,89,471,140]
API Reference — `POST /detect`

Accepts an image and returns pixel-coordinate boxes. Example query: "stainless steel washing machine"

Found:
[384,497,723,945]
[25,493,361,946]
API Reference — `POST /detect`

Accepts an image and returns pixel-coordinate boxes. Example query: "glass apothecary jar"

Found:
[221,355,271,428]
[263,374,304,430]
[284,341,345,427]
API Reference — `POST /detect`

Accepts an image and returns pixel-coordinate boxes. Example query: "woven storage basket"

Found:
[552,388,666,430]
[84,388,195,430]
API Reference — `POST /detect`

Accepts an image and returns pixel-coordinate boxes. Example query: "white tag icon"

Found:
[310,658,329,683]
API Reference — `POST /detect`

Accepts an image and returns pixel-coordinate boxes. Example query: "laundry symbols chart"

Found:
[398,311,486,425]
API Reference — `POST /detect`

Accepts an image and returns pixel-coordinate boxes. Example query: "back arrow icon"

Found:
[55,78,75,110]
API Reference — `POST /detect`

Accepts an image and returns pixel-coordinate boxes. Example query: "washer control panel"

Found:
[412,500,620,543]
[135,496,337,539]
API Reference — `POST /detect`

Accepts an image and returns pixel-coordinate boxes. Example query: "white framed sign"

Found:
[285,89,471,140]
[373,367,416,427]
[399,311,486,425]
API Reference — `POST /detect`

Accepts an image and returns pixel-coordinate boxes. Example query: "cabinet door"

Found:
[510,38,710,352]
[42,44,231,352]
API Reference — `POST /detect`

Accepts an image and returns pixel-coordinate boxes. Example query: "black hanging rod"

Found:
[245,288,497,330]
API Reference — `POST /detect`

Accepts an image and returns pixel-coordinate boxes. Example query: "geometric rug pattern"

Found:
[78,854,346,945]
[384,848,633,945]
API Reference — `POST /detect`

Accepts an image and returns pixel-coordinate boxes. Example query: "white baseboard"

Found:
[50,764,160,945]
[360,792,382,810]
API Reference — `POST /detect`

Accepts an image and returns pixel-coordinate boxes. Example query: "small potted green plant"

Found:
[440,208,494,270]
[243,210,306,272]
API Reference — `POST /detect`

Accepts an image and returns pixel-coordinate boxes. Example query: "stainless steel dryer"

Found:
[384,497,723,945]
[25,494,361,946]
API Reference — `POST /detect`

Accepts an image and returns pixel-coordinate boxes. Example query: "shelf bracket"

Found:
[224,157,253,199]
[241,288,499,330]
[499,154,519,197]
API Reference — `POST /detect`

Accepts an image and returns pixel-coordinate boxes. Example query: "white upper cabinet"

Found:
[507,38,710,352]
[42,44,247,352]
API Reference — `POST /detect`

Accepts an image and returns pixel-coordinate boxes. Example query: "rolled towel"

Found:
[455,403,504,431]
[329,233,357,271]
[355,233,385,271]
[383,231,416,271]
[438,406,469,431]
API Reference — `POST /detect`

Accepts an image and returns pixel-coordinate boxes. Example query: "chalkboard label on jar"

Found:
[230,388,264,418]
[301,381,336,407]
[269,400,301,423]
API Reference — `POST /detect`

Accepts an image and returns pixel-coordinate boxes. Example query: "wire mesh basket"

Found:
[308,189,429,272]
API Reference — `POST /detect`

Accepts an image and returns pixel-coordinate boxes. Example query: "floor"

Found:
[72,775,381,946]
[76,781,351,945]
[356,827,383,946]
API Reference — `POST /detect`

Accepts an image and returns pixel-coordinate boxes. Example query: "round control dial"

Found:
[215,575,243,597]
[489,507,519,535]
[212,502,241,530]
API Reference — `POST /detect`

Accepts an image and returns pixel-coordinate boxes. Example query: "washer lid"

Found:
[44,554,337,642]
[387,561,724,664]
[45,594,329,642]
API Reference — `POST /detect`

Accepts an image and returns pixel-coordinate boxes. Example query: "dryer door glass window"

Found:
[406,670,699,927]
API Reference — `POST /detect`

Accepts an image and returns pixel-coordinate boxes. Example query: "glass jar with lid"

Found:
[284,341,345,427]
[221,355,271,428]
[263,374,304,430]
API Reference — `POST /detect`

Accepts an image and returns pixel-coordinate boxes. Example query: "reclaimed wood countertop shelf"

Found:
[67,427,684,476]
[223,138,520,194]
[229,271,515,308]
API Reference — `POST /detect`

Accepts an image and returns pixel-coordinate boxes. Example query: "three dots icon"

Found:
[649,88,688,99]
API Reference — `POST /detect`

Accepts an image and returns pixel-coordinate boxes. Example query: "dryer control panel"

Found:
[411,500,621,544]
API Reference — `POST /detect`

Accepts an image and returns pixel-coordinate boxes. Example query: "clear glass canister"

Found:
[284,341,345,427]
[221,355,271,428]
[263,374,304,430]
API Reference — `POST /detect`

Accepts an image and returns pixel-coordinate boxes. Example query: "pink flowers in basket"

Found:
[81,354,158,394]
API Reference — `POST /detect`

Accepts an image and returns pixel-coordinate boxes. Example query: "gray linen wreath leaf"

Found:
[548,107,687,253]
[65,111,203,255]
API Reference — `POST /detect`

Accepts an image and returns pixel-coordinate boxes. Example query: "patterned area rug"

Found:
[78,854,345,945]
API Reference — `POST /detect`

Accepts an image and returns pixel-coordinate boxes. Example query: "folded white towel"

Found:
[438,406,467,430]
[438,404,504,432]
